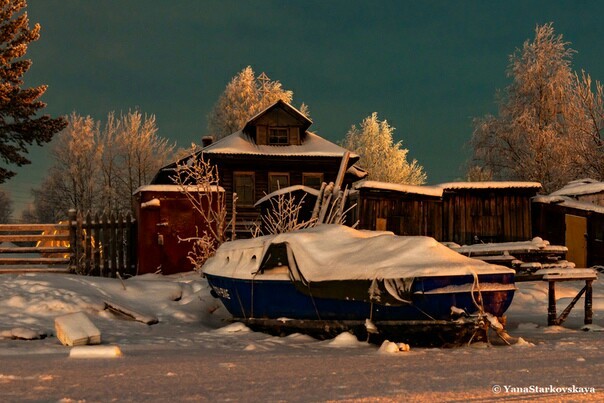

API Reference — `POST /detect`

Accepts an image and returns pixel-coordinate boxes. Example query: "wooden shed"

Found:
[532,195,604,268]
[439,182,542,245]
[349,181,443,238]
[133,185,223,275]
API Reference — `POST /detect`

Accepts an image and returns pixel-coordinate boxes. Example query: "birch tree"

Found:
[470,23,585,192]
[343,112,427,185]
[207,66,308,139]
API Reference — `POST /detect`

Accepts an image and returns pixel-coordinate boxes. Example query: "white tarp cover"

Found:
[202,225,514,282]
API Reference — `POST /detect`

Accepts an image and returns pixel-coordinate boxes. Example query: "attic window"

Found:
[268,128,289,145]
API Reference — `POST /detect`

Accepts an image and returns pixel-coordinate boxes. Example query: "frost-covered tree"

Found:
[207,66,309,139]
[47,113,102,215]
[343,112,426,185]
[33,110,174,218]
[0,0,66,183]
[108,110,175,213]
[571,71,604,180]
[0,189,13,222]
[470,23,585,192]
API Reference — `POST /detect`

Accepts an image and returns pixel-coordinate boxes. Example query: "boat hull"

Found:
[206,273,515,322]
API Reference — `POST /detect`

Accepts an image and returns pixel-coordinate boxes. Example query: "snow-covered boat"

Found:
[203,225,516,345]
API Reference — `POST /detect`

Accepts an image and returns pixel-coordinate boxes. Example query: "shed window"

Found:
[269,173,290,193]
[268,128,289,145]
[234,172,255,206]
[303,173,324,190]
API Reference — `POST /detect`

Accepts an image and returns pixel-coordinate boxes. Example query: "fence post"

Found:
[126,212,135,277]
[110,213,117,278]
[102,212,110,276]
[68,209,77,271]
[117,213,125,275]
[85,212,92,275]
[93,212,101,276]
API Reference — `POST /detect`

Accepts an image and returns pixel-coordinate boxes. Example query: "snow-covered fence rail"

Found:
[0,223,71,273]
[68,210,137,278]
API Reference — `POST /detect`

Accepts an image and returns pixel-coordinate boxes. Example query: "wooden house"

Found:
[350,180,541,245]
[152,100,364,237]
[532,180,604,267]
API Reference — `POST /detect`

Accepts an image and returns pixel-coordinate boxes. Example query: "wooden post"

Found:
[102,212,110,276]
[85,212,92,275]
[110,214,117,278]
[231,192,237,241]
[125,213,135,277]
[68,210,77,271]
[93,213,101,276]
[117,213,125,275]
[547,281,557,326]
[76,212,83,273]
[585,280,593,325]
[334,151,350,191]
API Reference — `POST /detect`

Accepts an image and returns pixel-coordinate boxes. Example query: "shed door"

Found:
[565,214,587,268]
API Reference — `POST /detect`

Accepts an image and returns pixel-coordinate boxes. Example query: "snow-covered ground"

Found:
[1,271,603,401]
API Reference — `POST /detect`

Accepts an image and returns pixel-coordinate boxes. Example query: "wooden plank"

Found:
[0,234,70,242]
[102,212,110,276]
[0,266,71,274]
[0,247,70,254]
[110,214,117,278]
[0,257,70,265]
[85,212,92,275]
[0,224,69,232]
[93,212,101,276]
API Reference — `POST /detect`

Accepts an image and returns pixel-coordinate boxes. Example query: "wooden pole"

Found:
[547,281,557,326]
[68,209,77,271]
[93,212,101,276]
[110,214,117,278]
[585,280,593,325]
[85,212,92,275]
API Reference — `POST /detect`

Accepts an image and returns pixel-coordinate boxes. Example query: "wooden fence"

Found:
[0,211,137,277]
[68,210,137,277]
[0,223,71,273]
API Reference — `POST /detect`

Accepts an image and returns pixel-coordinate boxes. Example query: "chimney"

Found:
[202,136,214,148]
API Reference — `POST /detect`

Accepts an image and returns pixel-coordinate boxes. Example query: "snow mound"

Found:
[213,322,251,334]
[378,340,410,354]
[327,332,365,348]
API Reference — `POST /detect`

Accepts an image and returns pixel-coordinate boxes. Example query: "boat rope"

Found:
[306,283,322,320]
[234,287,247,320]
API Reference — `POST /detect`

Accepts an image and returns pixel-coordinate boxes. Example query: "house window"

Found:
[269,173,290,193]
[303,173,323,190]
[234,172,255,206]
[268,128,289,145]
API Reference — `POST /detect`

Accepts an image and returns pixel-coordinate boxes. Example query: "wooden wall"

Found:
[442,190,533,245]
[532,201,604,267]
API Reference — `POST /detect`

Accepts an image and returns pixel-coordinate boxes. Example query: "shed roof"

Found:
[532,195,604,214]
[550,179,604,197]
[437,181,542,190]
[354,180,443,197]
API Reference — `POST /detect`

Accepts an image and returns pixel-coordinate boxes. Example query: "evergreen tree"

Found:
[207,66,305,139]
[0,188,12,222]
[343,112,427,185]
[0,0,66,183]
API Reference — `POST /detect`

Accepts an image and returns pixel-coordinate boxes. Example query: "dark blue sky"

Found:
[4,0,604,211]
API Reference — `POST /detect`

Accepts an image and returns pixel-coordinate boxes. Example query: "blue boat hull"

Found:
[206,273,515,322]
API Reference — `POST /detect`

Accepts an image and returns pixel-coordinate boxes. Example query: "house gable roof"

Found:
[244,99,312,133]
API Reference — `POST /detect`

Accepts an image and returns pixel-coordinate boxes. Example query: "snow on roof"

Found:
[533,195,604,214]
[550,179,604,197]
[254,185,321,207]
[201,130,358,159]
[437,181,542,190]
[354,180,443,197]
[203,224,513,282]
[133,184,224,195]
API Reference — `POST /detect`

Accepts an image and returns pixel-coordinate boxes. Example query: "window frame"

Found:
[303,173,324,190]
[268,172,290,193]
[233,171,256,206]
[268,127,289,145]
